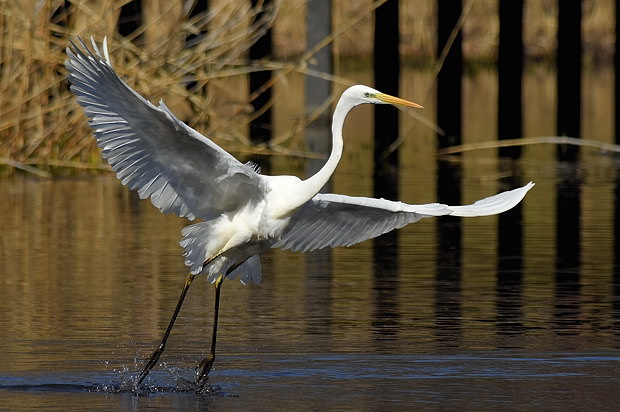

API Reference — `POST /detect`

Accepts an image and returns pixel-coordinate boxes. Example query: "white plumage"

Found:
[66,37,533,285]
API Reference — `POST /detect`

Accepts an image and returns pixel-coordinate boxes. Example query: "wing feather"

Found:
[273,194,438,252]
[66,37,263,220]
[275,183,534,252]
[448,182,534,217]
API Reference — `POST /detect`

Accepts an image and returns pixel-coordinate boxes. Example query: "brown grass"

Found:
[0,0,278,176]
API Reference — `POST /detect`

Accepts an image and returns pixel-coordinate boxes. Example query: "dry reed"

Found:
[0,0,278,176]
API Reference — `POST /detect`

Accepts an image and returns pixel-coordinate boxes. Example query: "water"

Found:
[2,66,620,409]
[2,160,620,410]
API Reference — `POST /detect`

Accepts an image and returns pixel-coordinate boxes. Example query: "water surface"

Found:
[1,156,620,410]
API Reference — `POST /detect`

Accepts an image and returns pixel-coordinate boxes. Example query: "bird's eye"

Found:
[364,92,370,97]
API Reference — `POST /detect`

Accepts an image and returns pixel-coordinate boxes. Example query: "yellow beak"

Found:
[377,93,423,108]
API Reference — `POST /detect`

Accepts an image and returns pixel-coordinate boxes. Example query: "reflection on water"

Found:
[2,65,620,409]
[2,157,620,409]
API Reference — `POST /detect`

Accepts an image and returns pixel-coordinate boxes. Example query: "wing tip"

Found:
[448,181,535,217]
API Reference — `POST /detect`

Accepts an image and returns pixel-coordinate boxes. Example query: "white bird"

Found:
[66,37,533,391]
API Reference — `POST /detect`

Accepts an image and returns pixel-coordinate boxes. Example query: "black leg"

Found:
[135,273,195,390]
[195,274,224,391]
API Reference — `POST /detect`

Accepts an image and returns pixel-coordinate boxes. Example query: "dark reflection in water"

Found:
[372,152,401,343]
[371,231,400,343]
[554,164,582,335]
[615,165,620,339]
[497,172,525,339]
[435,161,462,348]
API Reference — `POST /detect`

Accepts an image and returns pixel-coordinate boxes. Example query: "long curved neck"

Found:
[300,100,349,196]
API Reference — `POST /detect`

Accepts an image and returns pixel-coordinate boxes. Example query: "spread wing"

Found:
[274,182,534,252]
[66,37,263,220]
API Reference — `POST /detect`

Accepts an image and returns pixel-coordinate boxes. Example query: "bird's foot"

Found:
[195,355,215,392]
[134,345,164,390]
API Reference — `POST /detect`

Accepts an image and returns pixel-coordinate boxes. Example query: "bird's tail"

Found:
[180,222,262,285]
[180,221,220,276]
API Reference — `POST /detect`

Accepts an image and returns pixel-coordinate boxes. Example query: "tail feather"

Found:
[180,221,216,275]
[180,222,262,284]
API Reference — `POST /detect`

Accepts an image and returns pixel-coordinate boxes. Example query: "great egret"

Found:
[66,37,533,391]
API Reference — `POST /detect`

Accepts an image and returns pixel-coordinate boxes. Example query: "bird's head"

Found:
[343,85,423,109]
